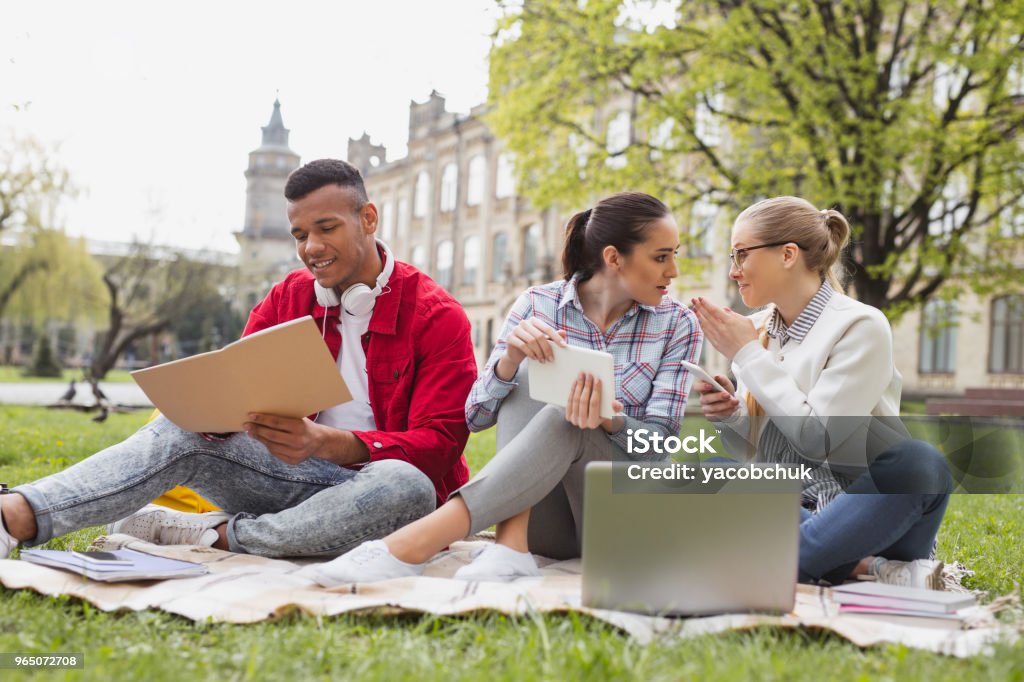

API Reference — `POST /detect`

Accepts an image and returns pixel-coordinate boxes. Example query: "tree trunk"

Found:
[0,259,46,319]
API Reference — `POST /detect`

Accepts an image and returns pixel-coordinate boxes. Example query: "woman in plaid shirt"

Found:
[310,192,704,586]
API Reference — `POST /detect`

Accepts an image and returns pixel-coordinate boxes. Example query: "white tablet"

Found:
[528,343,617,419]
[680,360,728,394]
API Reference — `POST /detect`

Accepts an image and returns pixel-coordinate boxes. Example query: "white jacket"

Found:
[719,292,903,470]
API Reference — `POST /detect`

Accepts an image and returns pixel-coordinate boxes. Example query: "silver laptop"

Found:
[581,461,801,616]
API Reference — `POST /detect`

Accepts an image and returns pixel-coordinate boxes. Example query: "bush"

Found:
[24,335,62,378]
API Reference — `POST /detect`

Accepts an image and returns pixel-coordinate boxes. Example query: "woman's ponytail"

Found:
[820,208,850,290]
[562,208,592,280]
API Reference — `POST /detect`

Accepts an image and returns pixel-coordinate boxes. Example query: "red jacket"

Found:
[242,261,475,506]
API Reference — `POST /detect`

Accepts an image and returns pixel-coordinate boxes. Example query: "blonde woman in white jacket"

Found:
[692,196,951,589]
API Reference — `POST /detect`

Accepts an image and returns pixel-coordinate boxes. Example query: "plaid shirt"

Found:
[466,275,703,458]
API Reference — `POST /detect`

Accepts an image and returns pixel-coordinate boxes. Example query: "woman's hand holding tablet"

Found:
[495,317,568,381]
[528,344,619,421]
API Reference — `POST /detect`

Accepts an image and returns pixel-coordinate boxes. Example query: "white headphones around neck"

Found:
[313,239,395,316]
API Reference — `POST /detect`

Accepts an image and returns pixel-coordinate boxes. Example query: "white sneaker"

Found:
[453,543,541,582]
[869,558,945,590]
[305,540,425,587]
[107,504,231,547]
[0,503,17,560]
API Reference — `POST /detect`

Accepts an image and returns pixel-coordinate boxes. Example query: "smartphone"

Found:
[680,360,729,394]
[72,551,132,565]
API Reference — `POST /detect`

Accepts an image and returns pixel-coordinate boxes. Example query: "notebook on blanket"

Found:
[20,548,207,582]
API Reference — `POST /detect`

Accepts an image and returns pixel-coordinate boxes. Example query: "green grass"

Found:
[0,407,1021,681]
[900,400,927,415]
[0,366,135,384]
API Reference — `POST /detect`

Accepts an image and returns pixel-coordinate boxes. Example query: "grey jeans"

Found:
[14,416,436,557]
[456,365,626,560]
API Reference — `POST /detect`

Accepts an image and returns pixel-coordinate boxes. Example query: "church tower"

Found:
[241,99,300,240]
[236,99,302,309]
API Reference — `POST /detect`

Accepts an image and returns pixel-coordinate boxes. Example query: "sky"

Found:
[1,0,496,254]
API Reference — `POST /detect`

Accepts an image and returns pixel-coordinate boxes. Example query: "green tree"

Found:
[87,242,221,389]
[488,0,1024,316]
[170,280,245,357]
[0,135,104,322]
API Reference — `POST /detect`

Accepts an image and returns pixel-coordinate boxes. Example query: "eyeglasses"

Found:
[728,241,806,270]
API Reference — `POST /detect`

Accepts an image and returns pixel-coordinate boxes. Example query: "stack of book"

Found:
[832,582,977,629]
[20,549,208,582]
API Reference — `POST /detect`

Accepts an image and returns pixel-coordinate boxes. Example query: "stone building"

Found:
[350,91,566,366]
[237,95,1024,397]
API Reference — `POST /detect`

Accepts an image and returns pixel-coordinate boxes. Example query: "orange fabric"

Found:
[145,410,221,513]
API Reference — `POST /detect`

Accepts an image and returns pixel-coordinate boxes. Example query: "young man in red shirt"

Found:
[0,159,477,559]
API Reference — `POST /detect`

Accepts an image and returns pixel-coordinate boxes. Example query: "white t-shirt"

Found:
[315,309,377,431]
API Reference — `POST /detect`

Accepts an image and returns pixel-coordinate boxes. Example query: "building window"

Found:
[650,118,674,161]
[440,163,458,212]
[463,235,480,286]
[568,132,588,169]
[605,110,630,169]
[491,232,509,282]
[466,155,486,206]
[414,171,431,218]
[436,239,454,290]
[1008,41,1024,98]
[919,300,957,374]
[990,295,1024,373]
[999,195,1024,239]
[522,223,541,277]
[888,57,910,98]
[695,90,724,147]
[690,196,717,257]
[932,60,967,109]
[397,197,409,238]
[380,200,395,241]
[928,175,968,238]
[496,153,515,199]
[411,244,427,273]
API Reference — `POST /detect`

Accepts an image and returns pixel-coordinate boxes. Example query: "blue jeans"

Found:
[14,416,436,557]
[798,439,951,584]
[708,439,951,584]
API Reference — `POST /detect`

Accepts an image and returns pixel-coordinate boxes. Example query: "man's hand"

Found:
[244,413,323,465]
[244,413,370,466]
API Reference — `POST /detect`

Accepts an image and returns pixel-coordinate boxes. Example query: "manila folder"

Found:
[131,316,351,432]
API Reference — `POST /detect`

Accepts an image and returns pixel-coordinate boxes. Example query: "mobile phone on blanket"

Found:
[72,551,133,565]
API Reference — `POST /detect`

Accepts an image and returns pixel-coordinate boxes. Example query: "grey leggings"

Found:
[456,365,625,560]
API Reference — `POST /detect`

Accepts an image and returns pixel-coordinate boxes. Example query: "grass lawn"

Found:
[0,406,1021,681]
[0,366,135,384]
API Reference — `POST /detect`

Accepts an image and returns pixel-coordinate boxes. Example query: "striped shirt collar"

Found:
[766,281,834,345]
[557,273,657,315]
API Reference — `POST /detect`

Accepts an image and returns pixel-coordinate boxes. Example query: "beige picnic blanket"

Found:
[0,534,1018,658]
